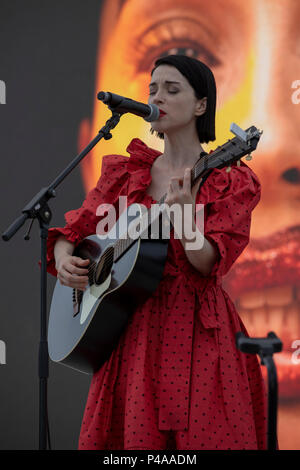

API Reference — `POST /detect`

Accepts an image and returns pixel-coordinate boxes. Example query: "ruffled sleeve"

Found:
[199,160,261,278]
[44,154,129,277]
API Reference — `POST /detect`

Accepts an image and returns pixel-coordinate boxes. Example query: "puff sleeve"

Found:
[201,161,261,278]
[44,154,129,277]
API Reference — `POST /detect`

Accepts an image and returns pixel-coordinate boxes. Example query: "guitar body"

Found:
[48,203,169,374]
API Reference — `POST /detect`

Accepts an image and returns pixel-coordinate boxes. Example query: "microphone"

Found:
[97,91,160,122]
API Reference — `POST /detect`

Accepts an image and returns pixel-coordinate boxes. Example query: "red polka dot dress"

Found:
[45,138,268,450]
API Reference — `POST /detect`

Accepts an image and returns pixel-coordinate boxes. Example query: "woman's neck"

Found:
[160,131,206,171]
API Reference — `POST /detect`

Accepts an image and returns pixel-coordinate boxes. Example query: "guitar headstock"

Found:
[206,123,263,172]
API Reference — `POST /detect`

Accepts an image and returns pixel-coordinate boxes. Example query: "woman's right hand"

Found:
[55,254,90,291]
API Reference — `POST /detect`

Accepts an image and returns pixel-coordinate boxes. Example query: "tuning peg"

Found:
[245,153,252,161]
[226,166,231,173]
[237,160,241,167]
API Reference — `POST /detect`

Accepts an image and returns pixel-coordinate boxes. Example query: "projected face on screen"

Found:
[77,0,300,449]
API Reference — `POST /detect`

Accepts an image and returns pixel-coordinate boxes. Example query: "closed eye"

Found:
[149,90,178,95]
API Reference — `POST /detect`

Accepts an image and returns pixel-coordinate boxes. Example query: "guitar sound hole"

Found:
[95,246,114,285]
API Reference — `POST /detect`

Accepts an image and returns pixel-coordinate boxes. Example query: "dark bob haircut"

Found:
[150,54,216,144]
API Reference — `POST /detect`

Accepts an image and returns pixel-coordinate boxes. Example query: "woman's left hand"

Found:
[164,168,198,235]
[165,167,193,205]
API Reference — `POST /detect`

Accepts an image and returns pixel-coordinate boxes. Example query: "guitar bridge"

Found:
[72,288,83,317]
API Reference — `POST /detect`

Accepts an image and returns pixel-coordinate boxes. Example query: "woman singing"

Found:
[45,54,267,450]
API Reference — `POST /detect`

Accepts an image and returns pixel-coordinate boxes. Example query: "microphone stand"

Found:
[2,108,125,450]
[236,331,282,450]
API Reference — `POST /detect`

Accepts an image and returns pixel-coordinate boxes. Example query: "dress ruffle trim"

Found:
[126,138,162,203]
[126,137,162,171]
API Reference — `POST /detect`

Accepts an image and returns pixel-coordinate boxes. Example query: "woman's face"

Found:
[148,64,204,137]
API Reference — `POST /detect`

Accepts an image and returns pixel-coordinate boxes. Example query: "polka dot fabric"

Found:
[45,138,270,450]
